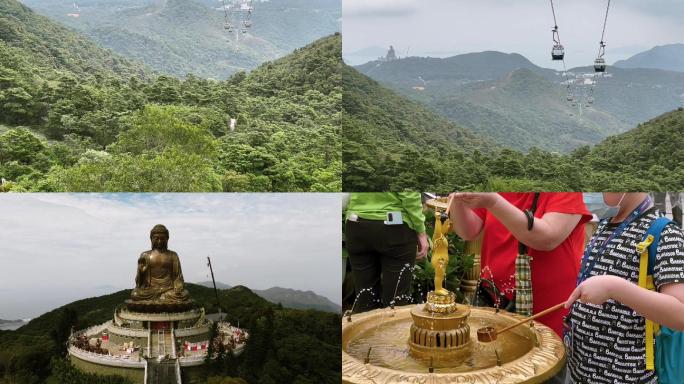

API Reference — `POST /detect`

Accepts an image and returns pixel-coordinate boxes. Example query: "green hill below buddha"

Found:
[0,284,340,384]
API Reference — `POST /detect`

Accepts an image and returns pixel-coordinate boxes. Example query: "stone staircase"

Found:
[146,359,177,384]
[145,329,182,384]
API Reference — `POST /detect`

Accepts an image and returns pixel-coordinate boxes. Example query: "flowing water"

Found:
[345,307,534,373]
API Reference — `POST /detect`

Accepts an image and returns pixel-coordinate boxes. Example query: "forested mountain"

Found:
[342,65,684,191]
[580,108,684,191]
[0,0,147,78]
[615,43,684,72]
[0,0,341,193]
[19,0,341,79]
[342,63,495,190]
[0,284,341,384]
[355,52,684,152]
[197,282,341,313]
[355,51,553,85]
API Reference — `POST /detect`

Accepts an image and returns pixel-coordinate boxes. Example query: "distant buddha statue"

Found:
[130,224,190,304]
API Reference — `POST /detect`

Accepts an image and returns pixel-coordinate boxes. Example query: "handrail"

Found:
[171,328,177,359]
[175,359,183,384]
[71,321,112,339]
[147,327,152,358]
[143,359,148,384]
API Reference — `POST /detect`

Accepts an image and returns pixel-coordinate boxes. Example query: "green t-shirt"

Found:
[345,192,426,234]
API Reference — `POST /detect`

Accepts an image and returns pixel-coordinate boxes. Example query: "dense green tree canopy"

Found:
[0,16,342,191]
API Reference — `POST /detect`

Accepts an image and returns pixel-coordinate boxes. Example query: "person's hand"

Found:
[449,192,500,210]
[416,232,429,260]
[564,275,624,308]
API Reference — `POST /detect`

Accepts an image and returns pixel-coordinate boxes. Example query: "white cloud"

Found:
[344,0,418,18]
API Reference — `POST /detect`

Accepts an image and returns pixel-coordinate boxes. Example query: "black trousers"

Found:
[346,219,417,313]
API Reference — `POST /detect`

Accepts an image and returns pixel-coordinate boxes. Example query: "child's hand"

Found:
[564,275,624,308]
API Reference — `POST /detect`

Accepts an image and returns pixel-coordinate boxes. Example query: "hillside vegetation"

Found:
[0,0,147,78]
[342,64,495,190]
[0,0,341,192]
[343,65,684,191]
[20,0,341,78]
[355,53,684,152]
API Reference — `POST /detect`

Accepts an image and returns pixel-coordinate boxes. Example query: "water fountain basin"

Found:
[342,305,565,384]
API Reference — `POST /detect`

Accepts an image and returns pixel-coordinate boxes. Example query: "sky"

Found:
[343,0,684,67]
[0,193,341,319]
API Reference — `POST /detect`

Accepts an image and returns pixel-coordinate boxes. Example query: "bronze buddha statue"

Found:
[127,225,192,311]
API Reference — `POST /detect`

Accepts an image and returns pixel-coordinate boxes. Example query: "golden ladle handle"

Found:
[496,302,566,336]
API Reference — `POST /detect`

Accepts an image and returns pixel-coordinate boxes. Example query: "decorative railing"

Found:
[108,323,148,338]
[68,345,145,368]
[118,309,201,322]
[72,321,112,339]
[174,325,211,337]
[178,354,206,367]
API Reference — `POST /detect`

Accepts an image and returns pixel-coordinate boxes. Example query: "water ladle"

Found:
[476,302,565,342]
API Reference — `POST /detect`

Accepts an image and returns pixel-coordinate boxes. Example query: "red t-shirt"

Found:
[474,192,591,336]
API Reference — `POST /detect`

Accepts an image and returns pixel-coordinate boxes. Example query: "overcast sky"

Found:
[0,193,341,319]
[343,0,684,67]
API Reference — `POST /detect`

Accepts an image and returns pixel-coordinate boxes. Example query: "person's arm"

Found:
[450,193,581,251]
[447,194,484,241]
[565,275,684,330]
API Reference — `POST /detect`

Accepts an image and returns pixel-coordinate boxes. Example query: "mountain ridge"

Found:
[343,62,684,191]
[354,50,684,152]
[19,0,341,78]
[614,43,684,72]
[0,0,148,78]
[195,281,341,313]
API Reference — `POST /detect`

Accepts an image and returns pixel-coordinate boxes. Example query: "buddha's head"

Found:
[150,224,169,250]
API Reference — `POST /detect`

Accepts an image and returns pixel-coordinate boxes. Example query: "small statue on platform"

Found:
[130,224,190,304]
[432,211,451,296]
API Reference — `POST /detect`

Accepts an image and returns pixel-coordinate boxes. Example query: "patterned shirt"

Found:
[567,208,684,383]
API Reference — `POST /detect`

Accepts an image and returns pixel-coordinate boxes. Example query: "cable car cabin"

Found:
[551,44,564,60]
[594,58,606,72]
